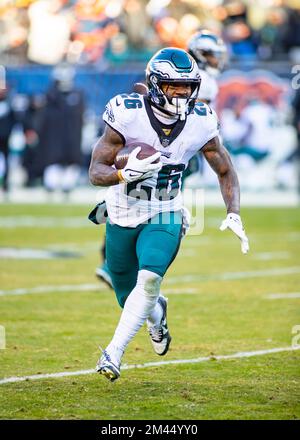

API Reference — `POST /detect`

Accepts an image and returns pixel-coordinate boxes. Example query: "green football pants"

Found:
[106,211,183,308]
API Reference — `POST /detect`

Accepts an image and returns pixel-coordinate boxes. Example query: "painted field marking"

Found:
[164,288,198,295]
[165,266,300,284]
[177,249,197,257]
[0,248,82,260]
[265,292,300,299]
[0,346,299,385]
[0,284,102,296]
[1,267,300,297]
[0,217,88,228]
[0,285,197,297]
[252,252,290,261]
[0,325,5,349]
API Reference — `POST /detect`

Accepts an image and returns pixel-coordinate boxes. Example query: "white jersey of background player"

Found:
[187,30,227,105]
[186,30,227,186]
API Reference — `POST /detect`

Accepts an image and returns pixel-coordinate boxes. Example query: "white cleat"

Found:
[95,348,120,382]
[95,265,113,289]
[148,297,172,356]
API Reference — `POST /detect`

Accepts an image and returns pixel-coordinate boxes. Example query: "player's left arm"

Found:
[202,136,239,213]
[202,136,249,254]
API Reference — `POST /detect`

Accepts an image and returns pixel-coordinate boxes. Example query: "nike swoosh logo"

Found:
[126,169,144,177]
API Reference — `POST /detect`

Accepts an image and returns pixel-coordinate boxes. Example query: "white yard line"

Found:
[0,286,197,297]
[0,346,299,385]
[0,217,89,228]
[1,266,300,297]
[0,284,102,296]
[165,266,300,284]
[265,292,300,299]
[177,249,198,257]
[164,288,198,295]
[252,252,290,261]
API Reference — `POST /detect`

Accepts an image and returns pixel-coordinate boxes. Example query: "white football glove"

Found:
[220,213,249,254]
[119,147,162,183]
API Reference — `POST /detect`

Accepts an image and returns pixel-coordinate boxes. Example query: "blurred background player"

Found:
[24,66,85,196]
[0,85,16,194]
[182,30,227,186]
[41,66,85,195]
[291,84,300,199]
[189,29,227,105]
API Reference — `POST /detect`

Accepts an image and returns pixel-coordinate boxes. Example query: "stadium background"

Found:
[0,0,300,421]
[0,0,300,198]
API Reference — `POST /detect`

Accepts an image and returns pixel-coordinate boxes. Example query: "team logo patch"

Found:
[161,138,170,147]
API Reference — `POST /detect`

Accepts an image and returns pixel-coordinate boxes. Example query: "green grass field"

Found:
[0,204,299,420]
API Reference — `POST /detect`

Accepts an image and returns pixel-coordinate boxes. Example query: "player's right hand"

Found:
[119,147,162,183]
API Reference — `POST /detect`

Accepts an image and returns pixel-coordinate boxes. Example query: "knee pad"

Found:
[136,270,162,298]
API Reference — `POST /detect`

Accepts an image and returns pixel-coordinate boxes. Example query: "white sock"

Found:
[146,293,164,328]
[105,270,162,364]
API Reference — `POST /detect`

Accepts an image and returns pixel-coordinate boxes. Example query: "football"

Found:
[114,142,159,169]
[132,82,148,95]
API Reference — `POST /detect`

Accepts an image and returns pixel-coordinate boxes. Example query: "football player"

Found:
[89,47,249,382]
[182,29,227,184]
[188,29,227,106]
[95,32,226,284]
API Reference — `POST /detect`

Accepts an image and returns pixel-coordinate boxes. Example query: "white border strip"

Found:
[1,346,299,385]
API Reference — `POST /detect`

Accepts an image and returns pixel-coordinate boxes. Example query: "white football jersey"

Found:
[198,69,218,104]
[103,93,219,227]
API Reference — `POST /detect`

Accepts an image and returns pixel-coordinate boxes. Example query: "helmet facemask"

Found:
[159,79,200,120]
